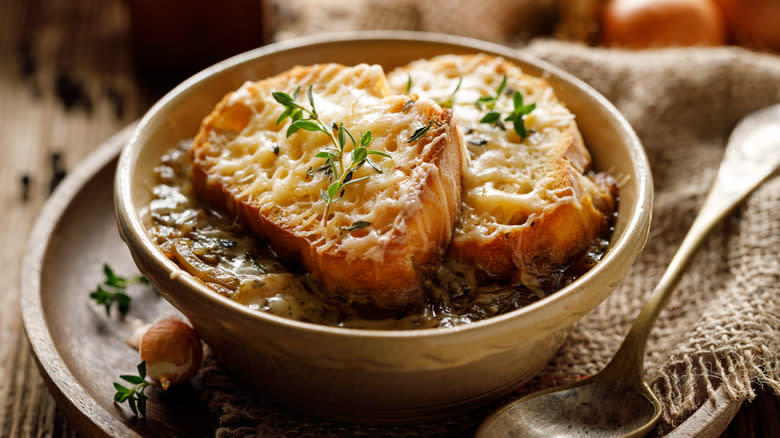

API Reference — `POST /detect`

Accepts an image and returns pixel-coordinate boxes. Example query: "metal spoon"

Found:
[477,104,780,438]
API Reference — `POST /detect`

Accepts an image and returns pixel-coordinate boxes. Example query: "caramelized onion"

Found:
[171,239,239,289]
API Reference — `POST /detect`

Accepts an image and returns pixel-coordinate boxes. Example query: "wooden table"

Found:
[1,0,777,436]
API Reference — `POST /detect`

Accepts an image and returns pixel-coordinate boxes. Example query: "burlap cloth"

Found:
[196,1,780,436]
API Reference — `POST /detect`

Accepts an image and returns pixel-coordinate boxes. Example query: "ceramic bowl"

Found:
[115,31,652,423]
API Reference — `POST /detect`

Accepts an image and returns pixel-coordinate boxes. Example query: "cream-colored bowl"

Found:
[115,31,652,423]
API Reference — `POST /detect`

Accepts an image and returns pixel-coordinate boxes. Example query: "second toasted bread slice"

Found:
[190,64,462,310]
[389,55,617,291]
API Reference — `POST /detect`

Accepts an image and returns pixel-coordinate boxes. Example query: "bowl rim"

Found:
[116,30,652,340]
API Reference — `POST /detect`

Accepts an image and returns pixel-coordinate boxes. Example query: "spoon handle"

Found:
[610,105,780,376]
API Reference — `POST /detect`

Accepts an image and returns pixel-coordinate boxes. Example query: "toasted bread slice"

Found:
[190,64,462,310]
[388,55,617,291]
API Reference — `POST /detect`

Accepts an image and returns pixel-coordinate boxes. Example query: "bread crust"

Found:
[191,64,462,310]
[389,54,617,290]
[451,126,617,287]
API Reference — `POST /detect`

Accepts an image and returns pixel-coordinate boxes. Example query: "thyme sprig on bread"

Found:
[476,75,536,139]
[273,85,391,225]
[438,76,462,109]
[407,119,442,143]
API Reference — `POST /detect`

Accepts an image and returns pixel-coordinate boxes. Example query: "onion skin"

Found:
[716,0,780,51]
[139,318,203,390]
[602,0,726,48]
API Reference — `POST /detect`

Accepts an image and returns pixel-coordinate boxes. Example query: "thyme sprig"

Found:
[273,85,391,225]
[407,119,442,143]
[475,75,506,111]
[340,220,371,234]
[113,361,151,416]
[503,91,536,139]
[475,75,535,139]
[438,77,462,109]
[89,264,148,317]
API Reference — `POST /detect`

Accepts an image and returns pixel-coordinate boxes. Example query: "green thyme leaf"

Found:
[137,395,147,417]
[513,90,523,109]
[291,108,303,121]
[276,107,293,125]
[474,75,507,111]
[359,131,372,146]
[290,119,324,133]
[475,78,535,139]
[439,77,462,109]
[128,397,138,415]
[121,374,145,385]
[340,220,371,233]
[344,127,358,148]
[480,111,501,124]
[103,264,124,288]
[367,150,391,158]
[327,181,340,202]
[286,123,300,137]
[307,85,317,117]
[352,147,368,163]
[495,75,507,97]
[90,264,146,317]
[337,123,346,148]
[405,74,412,94]
[341,175,369,187]
[505,92,536,139]
[113,361,151,417]
[407,119,441,143]
[272,91,296,107]
[513,118,526,138]
[116,293,131,318]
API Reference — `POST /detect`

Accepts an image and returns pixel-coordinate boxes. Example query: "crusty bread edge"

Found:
[448,122,617,287]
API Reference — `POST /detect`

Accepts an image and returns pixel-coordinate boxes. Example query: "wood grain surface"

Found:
[0,0,777,437]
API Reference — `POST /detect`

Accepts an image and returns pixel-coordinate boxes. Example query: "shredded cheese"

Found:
[388,55,585,241]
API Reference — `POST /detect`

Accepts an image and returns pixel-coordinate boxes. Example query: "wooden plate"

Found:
[20,124,215,438]
[20,124,742,437]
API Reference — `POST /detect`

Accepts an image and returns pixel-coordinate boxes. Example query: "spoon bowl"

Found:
[481,378,657,437]
[477,104,780,437]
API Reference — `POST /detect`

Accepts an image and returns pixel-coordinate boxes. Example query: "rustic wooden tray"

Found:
[20,124,742,437]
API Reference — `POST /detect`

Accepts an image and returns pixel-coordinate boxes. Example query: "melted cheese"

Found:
[195,64,455,262]
[388,55,582,241]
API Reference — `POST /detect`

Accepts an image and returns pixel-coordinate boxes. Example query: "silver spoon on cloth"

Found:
[477,104,780,438]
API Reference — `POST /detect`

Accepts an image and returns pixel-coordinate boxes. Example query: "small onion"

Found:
[602,0,726,49]
[139,317,203,390]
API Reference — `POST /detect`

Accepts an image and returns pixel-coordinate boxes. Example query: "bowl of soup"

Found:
[115,31,652,423]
